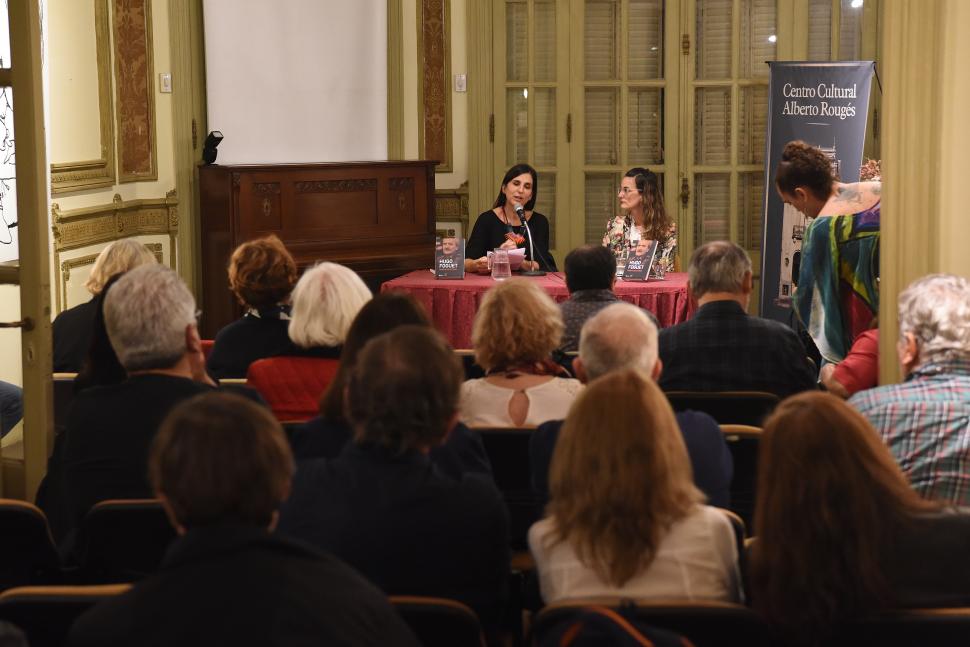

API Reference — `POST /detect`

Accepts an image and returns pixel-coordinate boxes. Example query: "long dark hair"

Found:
[750,392,940,645]
[492,163,539,211]
[623,167,669,241]
[74,273,127,393]
[319,293,431,423]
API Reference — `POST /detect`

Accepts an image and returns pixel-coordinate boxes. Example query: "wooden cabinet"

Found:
[198,160,436,338]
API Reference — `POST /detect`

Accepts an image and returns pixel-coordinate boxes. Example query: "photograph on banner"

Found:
[759,61,875,326]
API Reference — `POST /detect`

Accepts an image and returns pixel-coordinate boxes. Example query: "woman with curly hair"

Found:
[602,167,676,277]
[529,369,740,603]
[207,235,298,378]
[460,278,581,427]
[775,140,880,364]
[750,391,970,645]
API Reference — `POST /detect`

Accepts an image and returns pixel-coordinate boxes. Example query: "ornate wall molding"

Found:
[418,0,452,172]
[434,181,469,235]
[114,0,158,182]
[51,191,178,252]
[50,0,117,194]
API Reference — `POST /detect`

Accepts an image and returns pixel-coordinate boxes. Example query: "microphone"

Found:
[514,203,547,277]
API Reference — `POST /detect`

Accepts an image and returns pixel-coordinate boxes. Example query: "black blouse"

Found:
[465,209,557,271]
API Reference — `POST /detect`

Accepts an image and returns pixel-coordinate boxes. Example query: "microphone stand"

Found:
[516,207,547,277]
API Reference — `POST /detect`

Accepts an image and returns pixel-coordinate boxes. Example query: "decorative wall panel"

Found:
[418,0,452,172]
[114,0,157,182]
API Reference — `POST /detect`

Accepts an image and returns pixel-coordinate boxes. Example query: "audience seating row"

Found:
[0,586,486,647]
[0,499,174,591]
[2,581,968,647]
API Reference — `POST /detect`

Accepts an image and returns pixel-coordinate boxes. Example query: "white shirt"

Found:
[459,377,583,427]
[528,505,742,603]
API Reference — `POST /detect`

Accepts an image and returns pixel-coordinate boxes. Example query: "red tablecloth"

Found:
[380,270,695,349]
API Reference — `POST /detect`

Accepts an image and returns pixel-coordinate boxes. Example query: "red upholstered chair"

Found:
[245,357,340,422]
[200,339,215,361]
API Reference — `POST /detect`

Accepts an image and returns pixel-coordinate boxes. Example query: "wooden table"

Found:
[381,270,695,349]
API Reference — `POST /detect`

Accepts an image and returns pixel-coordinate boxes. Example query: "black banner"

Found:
[759,61,875,323]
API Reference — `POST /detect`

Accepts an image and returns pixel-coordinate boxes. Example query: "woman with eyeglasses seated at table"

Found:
[602,167,677,277]
[464,163,557,274]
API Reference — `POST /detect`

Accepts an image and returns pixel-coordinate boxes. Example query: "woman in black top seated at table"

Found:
[292,292,491,480]
[465,163,557,273]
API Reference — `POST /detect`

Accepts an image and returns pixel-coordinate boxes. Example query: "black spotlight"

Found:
[202,130,224,165]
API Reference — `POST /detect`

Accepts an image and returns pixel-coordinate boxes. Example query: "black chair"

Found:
[0,584,130,647]
[390,596,485,647]
[52,373,77,436]
[533,599,771,647]
[720,424,763,529]
[73,499,176,584]
[834,608,970,647]
[0,500,62,592]
[455,350,487,380]
[664,391,780,426]
[475,427,538,550]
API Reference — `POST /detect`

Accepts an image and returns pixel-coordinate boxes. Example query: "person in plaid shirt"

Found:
[658,241,817,399]
[850,274,970,505]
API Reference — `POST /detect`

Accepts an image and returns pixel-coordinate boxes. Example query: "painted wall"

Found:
[0,0,177,387]
[403,0,469,191]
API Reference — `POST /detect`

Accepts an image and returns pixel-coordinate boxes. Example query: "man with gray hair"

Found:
[850,273,970,505]
[657,241,816,398]
[41,264,249,540]
[531,302,733,507]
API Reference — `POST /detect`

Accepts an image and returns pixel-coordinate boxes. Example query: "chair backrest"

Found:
[0,584,130,647]
[664,391,780,426]
[389,596,486,647]
[455,349,486,380]
[534,599,771,647]
[720,425,763,529]
[52,373,77,435]
[74,499,176,584]
[245,356,340,422]
[837,608,970,647]
[0,500,62,593]
[474,427,537,550]
[200,339,215,360]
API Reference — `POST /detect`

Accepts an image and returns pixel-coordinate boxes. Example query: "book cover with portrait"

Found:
[622,239,658,282]
[435,235,465,279]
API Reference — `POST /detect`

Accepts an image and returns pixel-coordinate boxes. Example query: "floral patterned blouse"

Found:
[602,215,678,276]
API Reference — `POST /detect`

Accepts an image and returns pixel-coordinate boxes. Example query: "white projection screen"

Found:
[202,0,387,164]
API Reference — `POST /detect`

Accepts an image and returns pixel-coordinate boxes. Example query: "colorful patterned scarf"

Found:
[795,202,880,364]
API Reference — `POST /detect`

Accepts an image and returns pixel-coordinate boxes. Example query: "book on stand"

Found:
[435,236,465,279]
[622,240,658,282]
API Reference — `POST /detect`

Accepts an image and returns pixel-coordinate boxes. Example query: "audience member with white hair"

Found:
[282,262,372,358]
[53,238,156,372]
[39,264,260,542]
[850,273,970,505]
[658,241,817,398]
[531,302,733,507]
